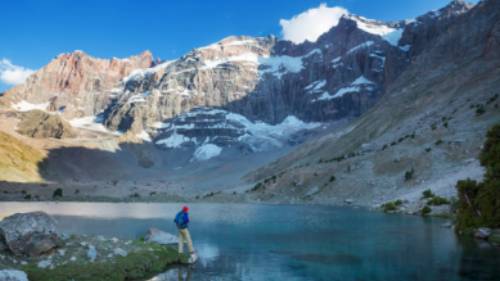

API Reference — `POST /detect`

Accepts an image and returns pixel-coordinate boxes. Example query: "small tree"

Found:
[422,189,434,199]
[52,188,63,199]
[455,124,500,232]
[404,168,415,181]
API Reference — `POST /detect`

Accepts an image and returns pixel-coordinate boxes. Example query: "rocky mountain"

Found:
[244,0,500,209]
[0,0,496,205]
[1,51,153,118]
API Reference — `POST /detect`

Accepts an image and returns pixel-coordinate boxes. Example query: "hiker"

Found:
[174,206,195,259]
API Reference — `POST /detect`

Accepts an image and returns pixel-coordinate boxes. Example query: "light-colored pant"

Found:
[178,228,194,254]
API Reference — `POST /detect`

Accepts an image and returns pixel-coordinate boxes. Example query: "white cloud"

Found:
[0,59,34,86]
[280,4,348,44]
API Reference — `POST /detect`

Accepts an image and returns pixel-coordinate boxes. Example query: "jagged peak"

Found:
[53,50,153,65]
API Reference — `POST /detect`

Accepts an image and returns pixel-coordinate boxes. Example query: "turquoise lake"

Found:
[1,202,499,281]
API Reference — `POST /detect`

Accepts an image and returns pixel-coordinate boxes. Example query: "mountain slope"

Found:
[0,131,45,183]
[1,51,153,119]
[244,0,500,208]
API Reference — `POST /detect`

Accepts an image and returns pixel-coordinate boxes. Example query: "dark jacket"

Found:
[174,211,189,229]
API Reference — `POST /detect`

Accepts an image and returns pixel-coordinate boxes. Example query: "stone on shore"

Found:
[474,227,492,240]
[144,228,178,245]
[0,212,62,257]
[0,270,29,281]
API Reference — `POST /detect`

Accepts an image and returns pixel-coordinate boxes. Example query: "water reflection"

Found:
[149,266,192,281]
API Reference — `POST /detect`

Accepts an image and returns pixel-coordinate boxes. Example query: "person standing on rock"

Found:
[174,206,196,262]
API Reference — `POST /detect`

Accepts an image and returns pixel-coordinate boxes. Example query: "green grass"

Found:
[21,241,186,281]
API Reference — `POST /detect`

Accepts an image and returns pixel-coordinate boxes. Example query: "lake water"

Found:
[1,202,499,281]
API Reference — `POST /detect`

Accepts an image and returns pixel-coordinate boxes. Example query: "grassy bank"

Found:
[1,236,187,281]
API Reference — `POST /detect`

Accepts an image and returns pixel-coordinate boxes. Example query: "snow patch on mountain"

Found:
[314,75,375,101]
[193,144,222,161]
[305,79,327,93]
[156,131,194,148]
[70,116,120,135]
[122,60,175,83]
[155,108,321,157]
[350,16,403,46]
[12,100,49,112]
[347,41,375,54]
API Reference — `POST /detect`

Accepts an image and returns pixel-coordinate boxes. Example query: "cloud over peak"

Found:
[0,59,34,86]
[279,4,348,44]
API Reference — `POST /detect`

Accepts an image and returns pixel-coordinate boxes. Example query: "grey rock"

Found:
[474,227,492,240]
[113,248,127,257]
[87,245,97,262]
[0,212,62,257]
[344,199,354,204]
[144,227,178,245]
[0,270,29,281]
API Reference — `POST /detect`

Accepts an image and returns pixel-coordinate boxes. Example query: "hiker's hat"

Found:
[182,205,189,212]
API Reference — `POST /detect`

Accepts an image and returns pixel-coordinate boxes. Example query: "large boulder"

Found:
[144,227,178,245]
[0,270,29,281]
[0,212,63,256]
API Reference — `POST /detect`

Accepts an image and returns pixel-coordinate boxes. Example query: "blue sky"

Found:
[0,0,475,91]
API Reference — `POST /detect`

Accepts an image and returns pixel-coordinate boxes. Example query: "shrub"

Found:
[422,189,434,199]
[421,206,432,216]
[475,105,485,116]
[52,188,63,199]
[24,194,32,200]
[404,168,415,181]
[486,94,498,105]
[427,196,450,206]
[425,147,432,153]
[431,123,437,130]
[381,200,403,213]
[248,182,264,193]
[455,124,500,232]
[435,139,443,145]
[329,176,336,182]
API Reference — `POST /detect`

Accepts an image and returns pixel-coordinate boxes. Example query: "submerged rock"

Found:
[0,270,29,281]
[144,228,178,245]
[0,212,62,257]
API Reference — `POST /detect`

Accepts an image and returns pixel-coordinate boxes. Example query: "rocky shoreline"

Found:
[0,212,187,281]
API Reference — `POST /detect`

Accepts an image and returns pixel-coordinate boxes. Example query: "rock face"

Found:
[2,50,153,119]
[153,107,320,154]
[101,1,472,147]
[103,23,401,134]
[0,270,29,281]
[144,227,178,245]
[244,0,500,205]
[0,212,62,256]
[16,110,75,139]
